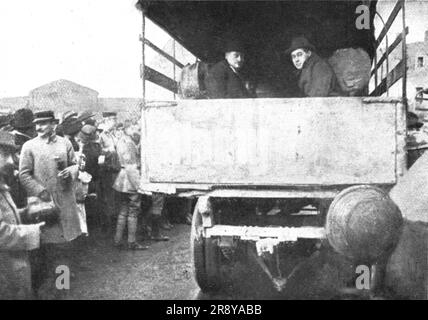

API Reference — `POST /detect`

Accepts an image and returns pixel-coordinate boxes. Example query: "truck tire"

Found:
[190,200,223,293]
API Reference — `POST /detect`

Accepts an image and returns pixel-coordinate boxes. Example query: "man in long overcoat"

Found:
[205,39,251,99]
[0,131,43,299]
[285,36,341,97]
[19,110,82,298]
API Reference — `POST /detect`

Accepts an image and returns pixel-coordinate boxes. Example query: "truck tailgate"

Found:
[141,97,405,186]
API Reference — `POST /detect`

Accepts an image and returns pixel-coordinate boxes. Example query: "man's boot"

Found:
[151,216,169,241]
[114,212,127,249]
[127,215,149,250]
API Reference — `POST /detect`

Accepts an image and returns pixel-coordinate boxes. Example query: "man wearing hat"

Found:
[19,111,83,298]
[56,111,78,137]
[285,36,340,97]
[0,131,45,299]
[205,38,252,99]
[11,108,37,150]
[76,124,102,229]
[9,108,37,209]
[62,118,83,151]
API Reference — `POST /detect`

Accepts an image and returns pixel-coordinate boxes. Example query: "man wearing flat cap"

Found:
[19,110,83,298]
[205,39,252,99]
[285,36,340,97]
[0,131,45,299]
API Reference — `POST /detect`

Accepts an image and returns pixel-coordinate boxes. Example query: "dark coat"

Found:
[81,141,102,182]
[297,52,341,97]
[205,60,250,99]
[0,183,41,299]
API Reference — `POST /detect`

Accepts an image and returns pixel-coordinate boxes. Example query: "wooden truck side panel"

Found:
[140,97,406,187]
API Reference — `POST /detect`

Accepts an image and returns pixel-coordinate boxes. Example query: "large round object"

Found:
[326,185,403,264]
[190,198,223,293]
[328,48,371,96]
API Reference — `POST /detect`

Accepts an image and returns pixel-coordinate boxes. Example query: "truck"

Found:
[135,0,409,298]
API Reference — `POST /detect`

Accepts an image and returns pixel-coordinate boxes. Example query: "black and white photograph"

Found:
[0,0,427,303]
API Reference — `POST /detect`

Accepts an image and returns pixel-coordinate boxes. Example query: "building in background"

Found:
[29,79,99,114]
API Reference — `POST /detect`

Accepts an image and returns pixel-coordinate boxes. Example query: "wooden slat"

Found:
[143,38,185,69]
[142,66,178,93]
[206,189,339,199]
[370,60,404,96]
[371,27,408,76]
[376,0,404,48]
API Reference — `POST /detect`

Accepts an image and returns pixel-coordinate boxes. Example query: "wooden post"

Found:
[401,0,407,108]
[140,9,149,183]
[141,9,146,106]
[173,39,176,100]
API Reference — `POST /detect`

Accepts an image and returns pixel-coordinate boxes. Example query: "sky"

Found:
[0,0,427,98]
[0,0,148,98]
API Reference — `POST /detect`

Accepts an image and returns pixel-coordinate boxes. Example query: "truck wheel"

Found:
[190,200,222,293]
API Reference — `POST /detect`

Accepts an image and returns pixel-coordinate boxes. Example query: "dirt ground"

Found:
[63,224,199,300]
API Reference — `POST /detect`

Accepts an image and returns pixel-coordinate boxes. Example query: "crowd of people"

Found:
[0,107,193,299]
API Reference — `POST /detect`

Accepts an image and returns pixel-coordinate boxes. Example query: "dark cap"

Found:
[11,108,34,129]
[0,131,17,151]
[285,36,315,56]
[33,111,59,124]
[102,111,117,118]
[62,118,83,136]
[223,38,246,53]
[77,124,98,143]
[84,118,97,126]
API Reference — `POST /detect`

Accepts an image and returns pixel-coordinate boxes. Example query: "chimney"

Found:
[425,30,428,42]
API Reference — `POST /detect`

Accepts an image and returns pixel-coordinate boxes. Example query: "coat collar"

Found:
[38,132,57,144]
[302,52,321,70]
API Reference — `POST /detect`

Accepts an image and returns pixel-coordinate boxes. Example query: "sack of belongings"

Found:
[179,61,211,99]
[328,48,371,96]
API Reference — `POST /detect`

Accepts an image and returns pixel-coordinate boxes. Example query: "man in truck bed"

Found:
[286,36,341,97]
[205,39,252,99]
